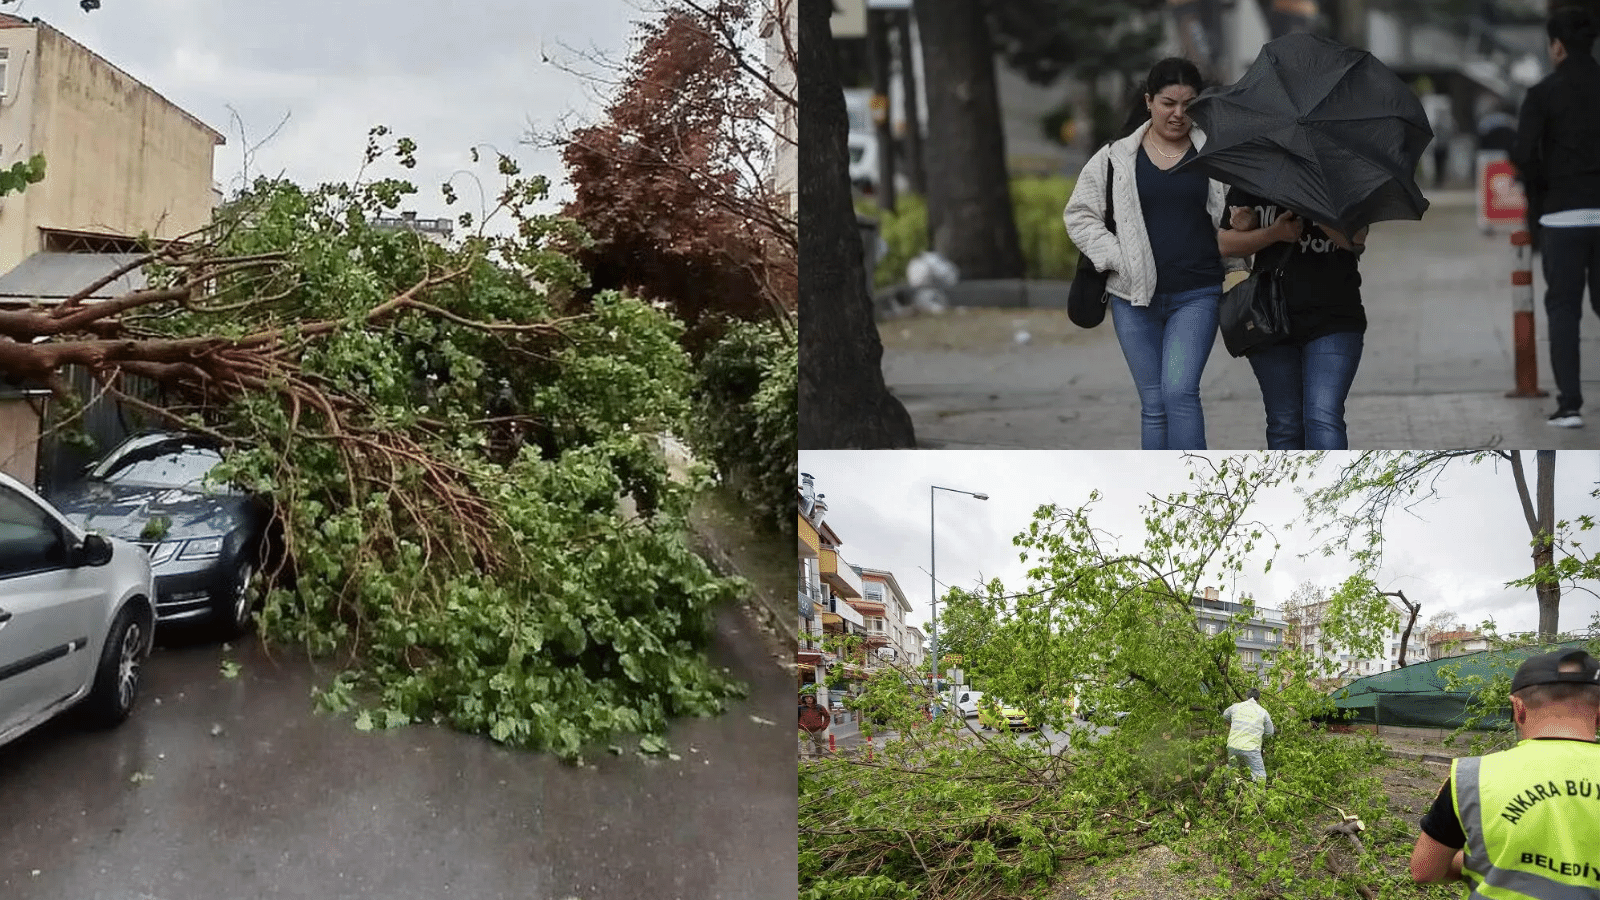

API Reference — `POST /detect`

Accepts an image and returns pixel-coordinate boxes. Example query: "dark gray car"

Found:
[50,433,274,637]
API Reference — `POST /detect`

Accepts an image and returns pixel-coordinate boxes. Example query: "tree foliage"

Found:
[985,0,1165,89]
[0,153,45,196]
[3,133,745,760]
[1302,451,1573,640]
[800,455,1437,900]
[685,318,796,531]
[558,0,796,349]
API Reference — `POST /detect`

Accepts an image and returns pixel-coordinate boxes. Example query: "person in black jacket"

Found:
[1219,193,1368,449]
[1511,7,1600,429]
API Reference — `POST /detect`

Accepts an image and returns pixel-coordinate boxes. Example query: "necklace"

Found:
[1149,138,1189,159]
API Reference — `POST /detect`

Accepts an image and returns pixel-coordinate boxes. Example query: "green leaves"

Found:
[0,153,46,196]
[131,140,747,765]
[801,453,1452,900]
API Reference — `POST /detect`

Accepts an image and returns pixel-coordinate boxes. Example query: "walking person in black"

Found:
[1511,6,1600,429]
[1219,194,1368,449]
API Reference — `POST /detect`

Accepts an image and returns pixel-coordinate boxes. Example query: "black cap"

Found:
[1511,649,1600,694]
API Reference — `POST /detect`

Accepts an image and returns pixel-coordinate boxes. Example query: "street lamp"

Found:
[930,484,988,719]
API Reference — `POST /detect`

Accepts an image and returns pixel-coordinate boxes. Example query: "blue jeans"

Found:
[1246,332,1364,449]
[1539,225,1600,412]
[1109,286,1221,450]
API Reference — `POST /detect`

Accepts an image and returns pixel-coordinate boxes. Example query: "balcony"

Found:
[819,547,863,598]
[799,579,821,620]
[822,595,865,629]
[798,634,824,664]
[798,514,820,559]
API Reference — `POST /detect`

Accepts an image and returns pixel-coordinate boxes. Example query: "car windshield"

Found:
[90,441,228,491]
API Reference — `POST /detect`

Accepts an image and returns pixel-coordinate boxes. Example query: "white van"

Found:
[953,689,985,718]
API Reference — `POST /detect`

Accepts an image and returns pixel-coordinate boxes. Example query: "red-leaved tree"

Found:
[558,0,796,348]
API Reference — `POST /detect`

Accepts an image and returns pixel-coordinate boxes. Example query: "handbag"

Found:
[1219,240,1296,358]
[1067,152,1116,328]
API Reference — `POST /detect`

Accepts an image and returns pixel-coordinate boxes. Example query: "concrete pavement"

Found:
[881,191,1600,449]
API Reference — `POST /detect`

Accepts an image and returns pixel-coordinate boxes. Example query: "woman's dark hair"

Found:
[1120,56,1207,137]
[1246,688,1261,700]
[1549,6,1598,57]
[1144,56,1206,99]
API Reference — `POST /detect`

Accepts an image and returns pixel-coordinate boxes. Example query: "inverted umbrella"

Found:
[1175,32,1433,236]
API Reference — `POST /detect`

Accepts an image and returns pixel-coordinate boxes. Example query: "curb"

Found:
[1384,748,1453,766]
[690,523,798,648]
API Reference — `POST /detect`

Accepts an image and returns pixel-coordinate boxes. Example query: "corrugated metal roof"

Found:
[0,252,148,303]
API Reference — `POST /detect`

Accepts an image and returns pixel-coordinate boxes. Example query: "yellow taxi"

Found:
[977,697,1035,732]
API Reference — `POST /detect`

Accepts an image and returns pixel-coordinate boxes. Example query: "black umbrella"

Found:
[1176,33,1433,236]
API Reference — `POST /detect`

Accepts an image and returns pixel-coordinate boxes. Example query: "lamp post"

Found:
[930,484,988,719]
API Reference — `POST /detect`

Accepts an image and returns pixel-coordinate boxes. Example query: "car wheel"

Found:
[80,606,146,729]
[219,560,259,638]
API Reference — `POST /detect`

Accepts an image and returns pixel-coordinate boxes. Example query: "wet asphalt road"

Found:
[0,604,796,900]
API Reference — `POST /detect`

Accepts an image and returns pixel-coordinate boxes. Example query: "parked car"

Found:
[953,689,985,718]
[50,432,276,637]
[1077,705,1131,724]
[0,471,156,748]
[978,697,1036,732]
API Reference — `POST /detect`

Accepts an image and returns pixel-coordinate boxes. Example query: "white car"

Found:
[0,471,157,748]
[953,689,985,717]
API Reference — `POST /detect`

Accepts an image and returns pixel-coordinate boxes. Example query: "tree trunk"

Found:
[1508,450,1561,640]
[897,11,926,195]
[912,0,1025,279]
[1384,590,1420,668]
[797,0,916,449]
[1535,450,1558,639]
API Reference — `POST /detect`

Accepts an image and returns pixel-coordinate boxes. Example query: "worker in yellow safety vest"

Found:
[1222,687,1275,782]
[1411,648,1600,898]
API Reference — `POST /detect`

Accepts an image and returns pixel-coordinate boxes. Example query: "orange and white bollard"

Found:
[866,736,874,761]
[1507,230,1550,398]
[829,733,836,753]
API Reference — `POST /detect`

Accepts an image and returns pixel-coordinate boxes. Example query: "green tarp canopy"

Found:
[1329,641,1592,730]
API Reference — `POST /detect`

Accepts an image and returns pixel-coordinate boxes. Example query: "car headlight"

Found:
[178,537,225,560]
[145,542,179,566]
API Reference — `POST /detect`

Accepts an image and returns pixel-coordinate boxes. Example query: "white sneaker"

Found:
[1547,409,1583,428]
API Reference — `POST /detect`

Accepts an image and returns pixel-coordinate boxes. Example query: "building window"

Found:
[0,49,9,99]
[865,583,885,603]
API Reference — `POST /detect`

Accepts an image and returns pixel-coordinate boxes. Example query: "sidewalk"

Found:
[881,191,1600,449]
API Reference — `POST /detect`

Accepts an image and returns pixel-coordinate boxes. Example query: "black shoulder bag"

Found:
[1219,240,1295,358]
[1067,153,1116,329]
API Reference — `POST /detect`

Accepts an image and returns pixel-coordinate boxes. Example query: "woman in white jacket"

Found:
[1064,58,1232,450]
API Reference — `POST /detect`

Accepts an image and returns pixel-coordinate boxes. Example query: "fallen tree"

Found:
[3,137,744,760]
[800,455,1450,900]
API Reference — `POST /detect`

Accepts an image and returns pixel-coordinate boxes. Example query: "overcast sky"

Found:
[15,0,652,216]
[799,452,1600,646]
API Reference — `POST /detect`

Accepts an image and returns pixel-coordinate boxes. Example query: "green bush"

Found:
[686,319,797,533]
[856,176,1081,289]
[1011,176,1080,280]
[856,194,928,292]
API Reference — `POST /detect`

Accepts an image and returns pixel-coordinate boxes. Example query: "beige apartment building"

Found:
[0,13,223,273]
[0,13,223,484]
